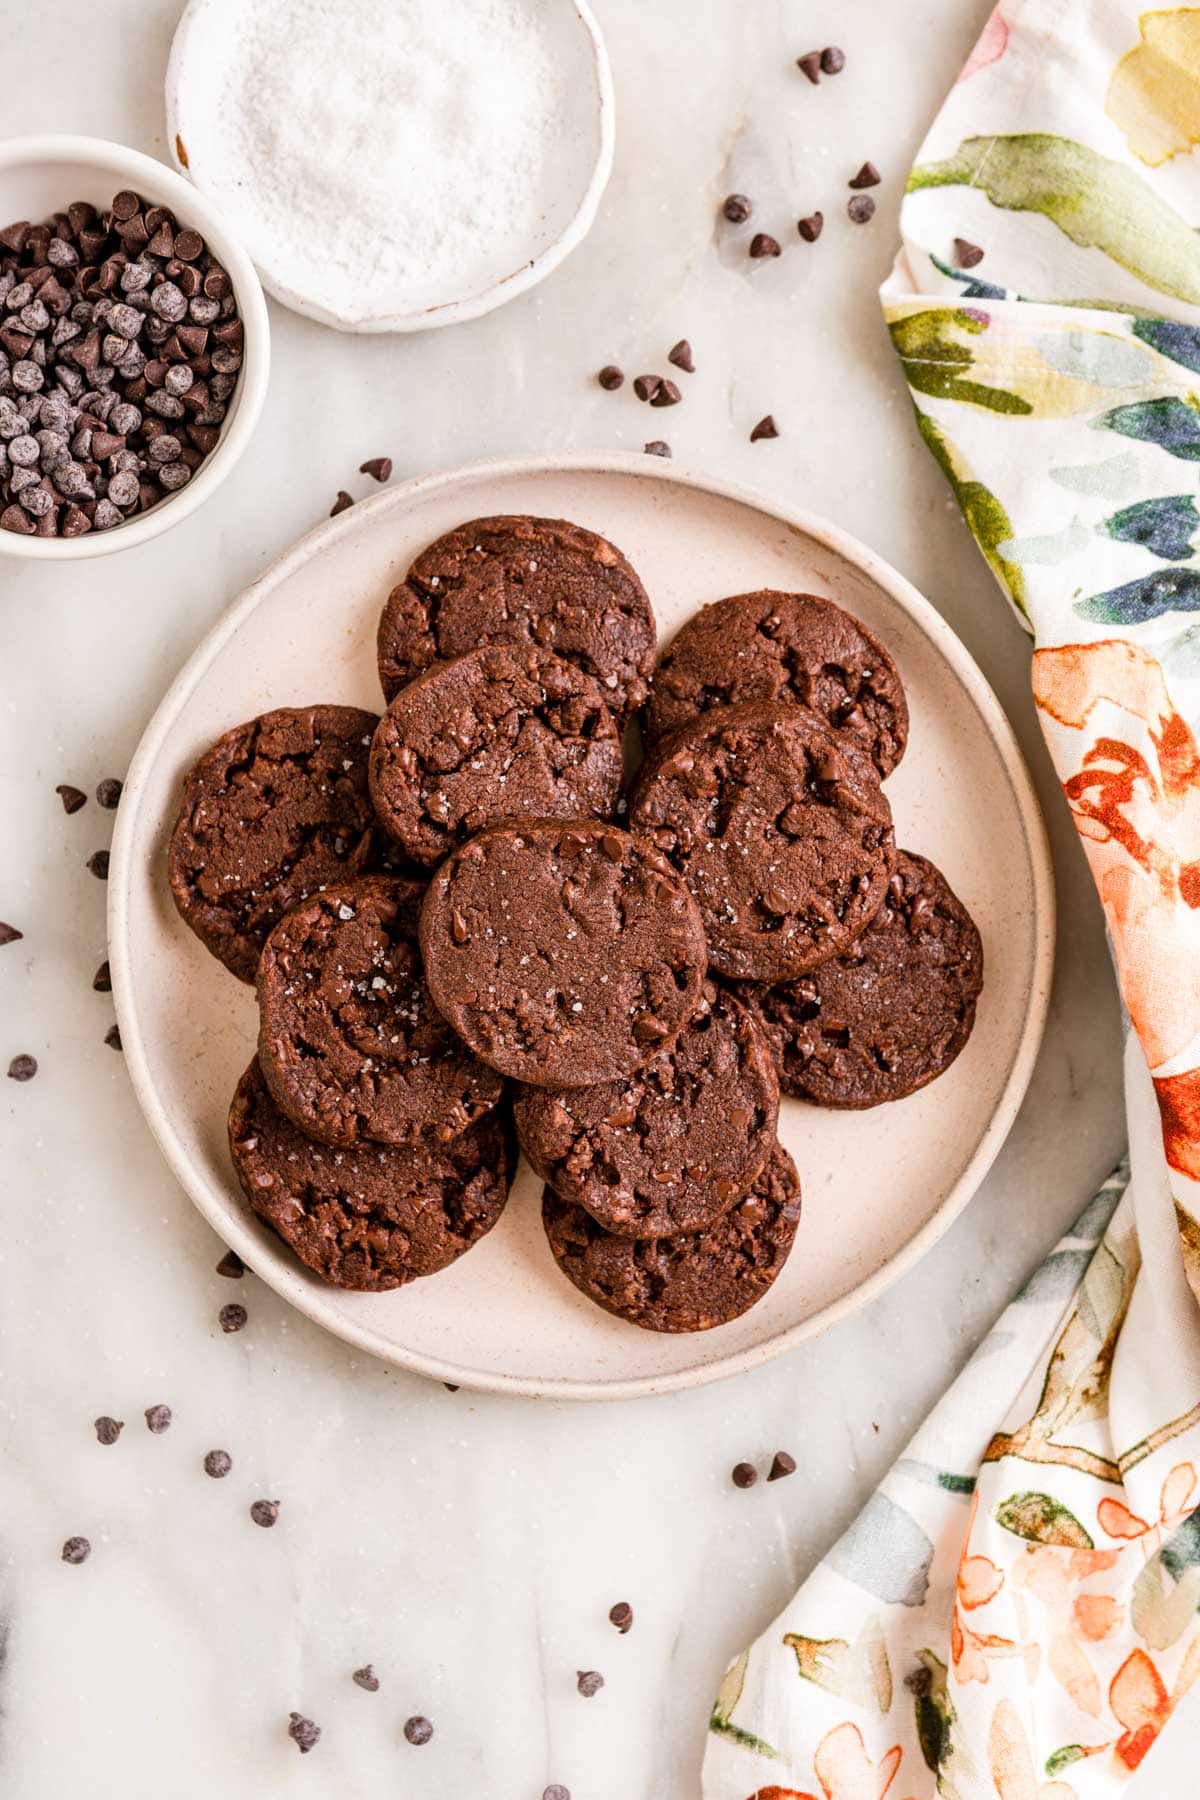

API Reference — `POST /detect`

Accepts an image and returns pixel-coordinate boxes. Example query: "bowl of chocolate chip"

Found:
[0,134,269,558]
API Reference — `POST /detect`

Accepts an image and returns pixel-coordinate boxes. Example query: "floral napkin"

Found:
[702,4,1200,1795]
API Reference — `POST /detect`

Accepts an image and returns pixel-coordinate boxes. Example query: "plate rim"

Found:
[108,449,1056,1400]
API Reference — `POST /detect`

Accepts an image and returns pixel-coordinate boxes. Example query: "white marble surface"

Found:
[0,1,1169,1793]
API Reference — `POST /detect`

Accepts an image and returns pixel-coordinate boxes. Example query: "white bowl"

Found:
[0,134,270,560]
[165,0,615,333]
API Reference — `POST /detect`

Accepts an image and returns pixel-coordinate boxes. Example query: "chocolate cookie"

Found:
[376,516,656,720]
[369,644,623,867]
[228,1059,515,1291]
[628,703,895,983]
[514,986,778,1236]
[256,877,504,1148]
[541,1141,801,1332]
[744,850,983,1108]
[644,589,909,776]
[168,705,380,983]
[419,819,708,1088]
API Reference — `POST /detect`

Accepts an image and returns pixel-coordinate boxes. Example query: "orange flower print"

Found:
[1097,1461,1198,1551]
[1110,1649,1172,1770]
[1010,1545,1122,1716]
[743,1722,915,1800]
[951,1495,1019,1685]
[957,5,1009,83]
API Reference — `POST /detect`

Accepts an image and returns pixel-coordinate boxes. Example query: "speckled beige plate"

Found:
[109,452,1054,1399]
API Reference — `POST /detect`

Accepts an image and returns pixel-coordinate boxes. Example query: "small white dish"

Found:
[165,0,614,333]
[0,134,270,562]
[109,452,1055,1400]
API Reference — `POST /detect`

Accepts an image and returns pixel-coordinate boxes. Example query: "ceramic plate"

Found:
[109,453,1054,1399]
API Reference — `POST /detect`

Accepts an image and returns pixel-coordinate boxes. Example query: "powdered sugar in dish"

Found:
[167,0,611,330]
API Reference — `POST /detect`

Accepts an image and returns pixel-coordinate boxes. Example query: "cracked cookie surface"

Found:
[419,819,708,1089]
[228,1059,515,1291]
[256,876,505,1147]
[541,1140,801,1332]
[369,644,623,867]
[514,985,777,1236]
[645,589,908,775]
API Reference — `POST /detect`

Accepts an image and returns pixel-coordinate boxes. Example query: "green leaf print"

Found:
[708,1648,779,1760]
[1046,1744,1092,1776]
[913,407,1030,621]
[1076,565,1200,624]
[1098,396,1200,459]
[908,134,1200,305]
[993,1490,1095,1548]
[889,311,1032,413]
[1132,318,1200,374]
[910,1651,977,1800]
[1101,495,1200,560]
[783,1617,892,1711]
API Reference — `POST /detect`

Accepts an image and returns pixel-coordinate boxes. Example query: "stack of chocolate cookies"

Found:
[167,515,981,1333]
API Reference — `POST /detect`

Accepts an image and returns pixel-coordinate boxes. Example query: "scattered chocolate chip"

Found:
[103,1024,122,1051]
[798,212,824,243]
[750,414,779,442]
[330,490,353,516]
[61,1535,91,1564]
[609,1601,633,1634]
[219,1302,248,1333]
[820,45,845,74]
[796,49,822,84]
[7,1054,37,1082]
[576,1670,604,1698]
[352,1665,380,1692]
[94,1416,123,1445]
[544,1788,571,1800]
[749,233,781,259]
[953,237,984,269]
[87,850,109,879]
[96,778,123,809]
[92,960,111,991]
[643,440,672,457]
[0,922,22,947]
[250,1498,280,1528]
[768,1450,797,1481]
[650,377,681,409]
[216,1248,245,1279]
[597,364,624,390]
[849,162,881,190]
[731,1461,758,1488]
[667,339,694,373]
[204,1448,232,1478]
[633,373,661,402]
[847,194,876,224]
[404,1715,434,1745]
[722,193,752,224]
[443,1382,459,1392]
[288,1713,321,1755]
[56,783,86,814]
[144,1403,172,1434]
[359,457,392,482]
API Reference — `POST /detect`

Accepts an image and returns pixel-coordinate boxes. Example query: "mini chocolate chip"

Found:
[750,414,779,442]
[849,162,881,189]
[609,1601,634,1634]
[250,1498,279,1528]
[94,1416,123,1445]
[768,1450,797,1481]
[796,50,822,83]
[576,1670,604,1698]
[821,45,845,74]
[56,783,86,814]
[352,1665,380,1692]
[731,1461,758,1489]
[404,1715,433,1745]
[61,1535,91,1564]
[330,490,353,516]
[216,1248,245,1278]
[104,1024,122,1051]
[643,440,671,457]
[667,339,694,373]
[288,1713,320,1755]
[633,373,660,402]
[798,212,824,243]
[650,377,681,408]
[204,1449,232,1478]
[443,1382,460,1392]
[92,960,111,991]
[219,1302,248,1333]
[359,456,392,482]
[87,850,109,879]
[722,193,752,223]
[0,922,22,947]
[7,1054,37,1082]
[953,237,984,269]
[144,1403,172,1434]
[597,363,624,390]
[847,194,876,224]
[749,233,781,259]
[544,1788,571,1800]
[96,778,123,811]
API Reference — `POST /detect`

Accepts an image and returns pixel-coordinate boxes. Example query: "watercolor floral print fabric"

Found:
[702,5,1200,1797]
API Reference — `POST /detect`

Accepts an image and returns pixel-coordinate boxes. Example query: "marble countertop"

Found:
[0,1,1159,1794]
